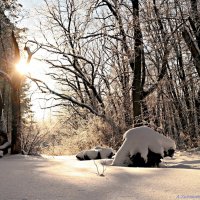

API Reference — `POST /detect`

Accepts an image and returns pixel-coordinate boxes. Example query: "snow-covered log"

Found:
[0,150,3,158]
[76,147,114,160]
[0,141,11,157]
[112,126,176,167]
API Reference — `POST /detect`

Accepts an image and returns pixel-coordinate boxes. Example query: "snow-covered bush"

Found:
[76,146,114,160]
[112,126,176,167]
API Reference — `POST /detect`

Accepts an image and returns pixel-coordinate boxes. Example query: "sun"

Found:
[15,58,47,79]
[16,59,30,75]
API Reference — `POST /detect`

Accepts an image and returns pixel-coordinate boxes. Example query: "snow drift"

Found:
[112,126,176,167]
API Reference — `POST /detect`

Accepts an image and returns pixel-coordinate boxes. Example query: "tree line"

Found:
[31,0,199,148]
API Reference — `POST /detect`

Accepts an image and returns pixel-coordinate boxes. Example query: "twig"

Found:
[93,160,106,177]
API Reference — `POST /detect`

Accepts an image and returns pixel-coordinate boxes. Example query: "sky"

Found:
[18,0,42,29]
[18,0,41,9]
[17,0,55,122]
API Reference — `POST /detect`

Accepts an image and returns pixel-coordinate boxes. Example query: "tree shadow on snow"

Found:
[161,159,200,170]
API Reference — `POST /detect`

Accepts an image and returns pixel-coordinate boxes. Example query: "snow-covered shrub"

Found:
[76,146,114,160]
[112,126,176,167]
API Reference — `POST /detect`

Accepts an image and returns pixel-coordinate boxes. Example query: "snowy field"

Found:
[0,150,199,200]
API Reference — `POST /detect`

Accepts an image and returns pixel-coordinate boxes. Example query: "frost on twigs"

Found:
[112,126,176,167]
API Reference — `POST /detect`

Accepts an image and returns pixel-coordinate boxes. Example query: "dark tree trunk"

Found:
[190,0,200,48]
[123,88,133,127]
[195,90,200,125]
[131,0,143,123]
[0,90,8,144]
[10,31,22,154]
[10,86,21,154]
[182,28,200,77]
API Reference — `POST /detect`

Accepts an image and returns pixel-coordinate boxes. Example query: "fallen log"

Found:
[0,150,3,158]
[0,141,11,157]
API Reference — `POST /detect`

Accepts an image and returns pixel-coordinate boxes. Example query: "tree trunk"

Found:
[10,86,21,154]
[10,31,22,154]
[0,90,8,144]
[131,0,143,124]
[123,88,133,127]
[182,28,200,77]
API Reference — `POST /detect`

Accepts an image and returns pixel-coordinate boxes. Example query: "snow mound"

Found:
[112,126,176,166]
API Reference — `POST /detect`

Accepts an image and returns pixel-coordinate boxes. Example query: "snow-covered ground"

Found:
[0,150,199,200]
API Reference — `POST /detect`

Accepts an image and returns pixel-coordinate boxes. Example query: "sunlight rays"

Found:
[15,58,47,80]
[15,58,55,121]
[16,59,30,75]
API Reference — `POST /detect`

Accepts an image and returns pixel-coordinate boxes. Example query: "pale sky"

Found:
[17,0,56,122]
[18,0,42,29]
[18,0,42,9]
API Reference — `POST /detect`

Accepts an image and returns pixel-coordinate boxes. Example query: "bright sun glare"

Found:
[16,59,30,75]
[15,59,46,79]
[15,58,54,121]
